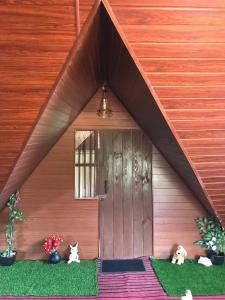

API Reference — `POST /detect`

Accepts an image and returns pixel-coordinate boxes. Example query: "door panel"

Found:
[113,131,123,257]
[122,130,133,257]
[99,129,153,258]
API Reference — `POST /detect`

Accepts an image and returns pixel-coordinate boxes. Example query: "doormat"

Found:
[101,258,146,273]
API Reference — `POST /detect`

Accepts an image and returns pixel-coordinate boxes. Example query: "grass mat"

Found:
[0,260,98,296]
[151,258,225,296]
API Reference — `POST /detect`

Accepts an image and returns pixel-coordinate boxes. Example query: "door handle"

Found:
[104,180,108,194]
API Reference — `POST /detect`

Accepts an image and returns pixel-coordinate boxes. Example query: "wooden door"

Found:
[98,130,153,258]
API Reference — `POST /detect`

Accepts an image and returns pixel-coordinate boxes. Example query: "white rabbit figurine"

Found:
[181,290,193,300]
[67,243,80,264]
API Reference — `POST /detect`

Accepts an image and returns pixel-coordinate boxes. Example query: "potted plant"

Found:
[0,191,24,266]
[195,216,225,265]
[43,235,63,264]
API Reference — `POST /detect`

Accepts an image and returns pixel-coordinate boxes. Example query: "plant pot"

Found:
[0,251,16,266]
[50,251,61,264]
[207,250,217,259]
[210,252,225,265]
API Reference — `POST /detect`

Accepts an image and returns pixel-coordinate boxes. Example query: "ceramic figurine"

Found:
[198,256,212,267]
[181,289,193,300]
[68,243,80,264]
[171,245,187,265]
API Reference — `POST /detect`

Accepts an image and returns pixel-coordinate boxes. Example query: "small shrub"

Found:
[195,216,225,254]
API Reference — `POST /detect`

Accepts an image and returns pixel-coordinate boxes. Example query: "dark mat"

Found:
[102,258,146,273]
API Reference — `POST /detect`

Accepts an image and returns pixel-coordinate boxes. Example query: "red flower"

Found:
[42,235,63,254]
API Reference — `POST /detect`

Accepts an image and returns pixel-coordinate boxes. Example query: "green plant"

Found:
[195,216,225,254]
[1,192,24,257]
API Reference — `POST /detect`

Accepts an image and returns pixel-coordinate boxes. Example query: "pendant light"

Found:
[97,84,112,119]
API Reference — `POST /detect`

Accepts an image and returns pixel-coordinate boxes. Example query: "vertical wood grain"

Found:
[102,131,114,257]
[100,129,153,258]
[142,134,153,256]
[122,130,133,257]
[113,131,123,257]
[132,131,144,256]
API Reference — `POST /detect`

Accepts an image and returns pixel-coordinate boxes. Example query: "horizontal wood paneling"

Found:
[155,87,225,99]
[177,130,225,140]
[132,43,225,59]
[152,147,207,258]
[123,25,225,43]
[187,147,225,156]
[0,88,137,260]
[166,110,225,120]
[74,90,138,129]
[141,60,225,73]
[108,0,225,8]
[161,99,225,110]
[148,74,225,87]
[0,0,76,192]
[112,8,225,26]
[173,120,225,131]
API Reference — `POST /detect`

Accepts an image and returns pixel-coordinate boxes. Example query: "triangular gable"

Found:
[0,0,215,218]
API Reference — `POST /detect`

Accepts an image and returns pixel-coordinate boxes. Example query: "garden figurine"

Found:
[171,245,187,265]
[181,290,193,300]
[198,256,212,267]
[68,243,80,264]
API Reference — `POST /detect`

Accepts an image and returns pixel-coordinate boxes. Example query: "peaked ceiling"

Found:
[0,0,222,222]
[81,0,225,223]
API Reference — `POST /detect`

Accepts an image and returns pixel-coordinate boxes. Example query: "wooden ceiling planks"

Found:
[81,0,225,9]
[1,0,225,222]
[0,0,76,192]
[0,1,102,207]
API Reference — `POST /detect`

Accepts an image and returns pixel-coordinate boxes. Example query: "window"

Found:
[75,130,97,198]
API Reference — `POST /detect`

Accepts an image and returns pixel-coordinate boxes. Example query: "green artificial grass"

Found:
[151,258,225,296]
[0,260,98,296]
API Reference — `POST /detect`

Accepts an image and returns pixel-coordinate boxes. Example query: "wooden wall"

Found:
[0,88,207,259]
[152,147,207,258]
[0,89,137,260]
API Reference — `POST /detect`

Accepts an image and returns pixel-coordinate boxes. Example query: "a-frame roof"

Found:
[0,0,217,221]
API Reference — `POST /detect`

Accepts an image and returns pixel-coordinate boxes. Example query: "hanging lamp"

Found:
[97,84,112,119]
